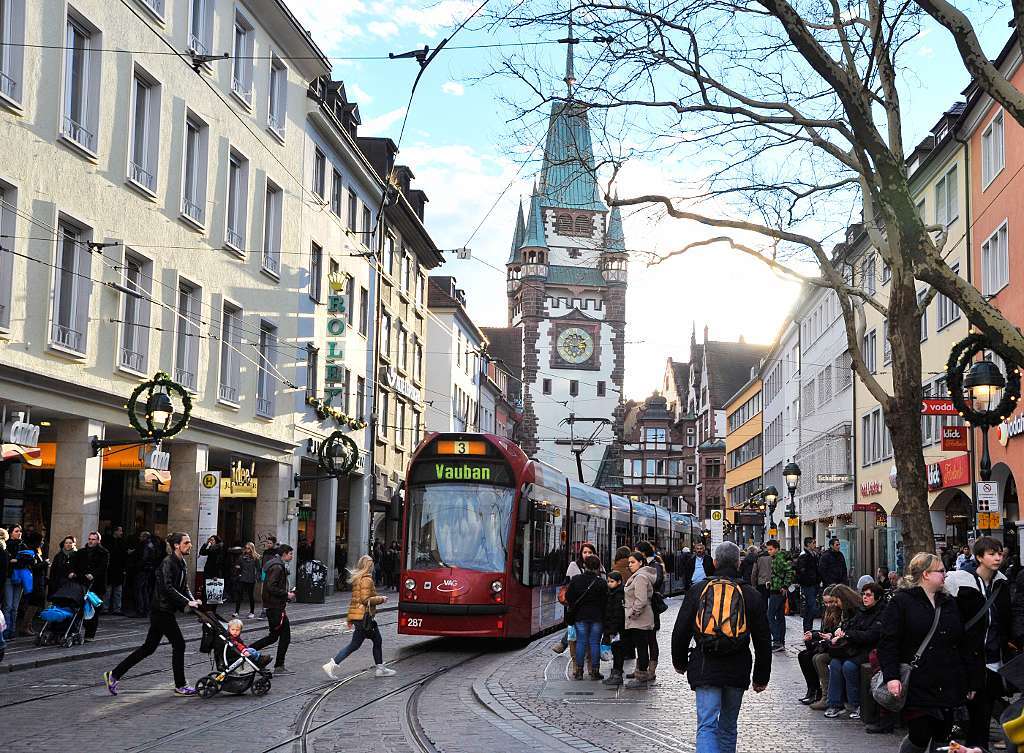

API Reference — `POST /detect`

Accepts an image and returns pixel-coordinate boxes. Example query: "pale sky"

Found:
[286,0,1012,400]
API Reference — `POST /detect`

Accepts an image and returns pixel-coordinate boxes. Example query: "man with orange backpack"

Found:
[671,540,773,753]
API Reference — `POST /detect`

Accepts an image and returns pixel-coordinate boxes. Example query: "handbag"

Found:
[204,577,225,605]
[651,590,668,615]
[870,601,944,712]
[564,578,596,624]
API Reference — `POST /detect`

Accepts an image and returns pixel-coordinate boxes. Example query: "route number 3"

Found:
[407,618,423,627]
[453,441,469,454]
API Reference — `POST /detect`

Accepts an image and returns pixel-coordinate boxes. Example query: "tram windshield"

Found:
[406,483,514,572]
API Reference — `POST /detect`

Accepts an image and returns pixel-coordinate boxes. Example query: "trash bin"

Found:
[296,560,328,604]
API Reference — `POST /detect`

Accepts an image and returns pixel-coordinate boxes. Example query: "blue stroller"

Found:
[36,581,87,647]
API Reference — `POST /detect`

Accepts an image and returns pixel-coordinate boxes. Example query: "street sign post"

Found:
[709,509,724,547]
[976,481,1000,513]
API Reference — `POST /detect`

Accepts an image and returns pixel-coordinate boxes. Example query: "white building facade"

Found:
[425,277,485,434]
[761,320,801,548]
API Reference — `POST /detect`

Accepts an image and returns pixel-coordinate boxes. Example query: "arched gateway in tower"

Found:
[504,43,628,484]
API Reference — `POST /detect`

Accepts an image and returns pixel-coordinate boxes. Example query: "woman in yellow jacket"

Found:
[322,554,396,678]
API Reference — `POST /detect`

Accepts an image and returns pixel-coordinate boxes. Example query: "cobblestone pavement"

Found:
[3,597,905,753]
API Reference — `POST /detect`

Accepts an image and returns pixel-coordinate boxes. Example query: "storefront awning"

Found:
[2,443,41,466]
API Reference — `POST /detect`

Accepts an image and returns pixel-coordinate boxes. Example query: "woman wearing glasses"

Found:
[878,552,984,753]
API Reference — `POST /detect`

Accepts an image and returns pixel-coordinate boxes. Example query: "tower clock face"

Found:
[556,327,595,364]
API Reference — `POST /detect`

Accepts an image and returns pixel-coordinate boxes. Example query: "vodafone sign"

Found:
[997,415,1024,446]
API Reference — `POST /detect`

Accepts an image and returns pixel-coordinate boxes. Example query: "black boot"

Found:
[798,688,818,705]
[865,720,895,734]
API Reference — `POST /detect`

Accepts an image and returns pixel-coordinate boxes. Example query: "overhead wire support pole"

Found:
[562,414,610,483]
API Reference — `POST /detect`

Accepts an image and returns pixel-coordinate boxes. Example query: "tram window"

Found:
[406,484,514,573]
[571,512,608,561]
[614,519,631,550]
[518,497,565,586]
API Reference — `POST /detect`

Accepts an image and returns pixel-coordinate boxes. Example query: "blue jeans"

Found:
[574,620,602,672]
[827,658,861,708]
[800,586,818,632]
[695,685,745,753]
[767,593,786,645]
[3,580,24,640]
[334,621,383,665]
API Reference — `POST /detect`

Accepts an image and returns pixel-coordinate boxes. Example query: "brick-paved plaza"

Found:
[1,598,896,752]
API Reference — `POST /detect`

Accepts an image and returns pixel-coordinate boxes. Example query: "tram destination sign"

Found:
[410,460,514,486]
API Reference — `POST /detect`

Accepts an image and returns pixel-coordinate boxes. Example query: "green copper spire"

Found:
[605,203,625,252]
[520,185,548,249]
[507,200,527,263]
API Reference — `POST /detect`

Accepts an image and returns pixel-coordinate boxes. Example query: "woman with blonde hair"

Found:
[322,554,395,679]
[233,542,259,619]
[878,552,984,753]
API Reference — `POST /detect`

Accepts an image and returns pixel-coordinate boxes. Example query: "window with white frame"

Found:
[934,165,958,227]
[187,0,212,55]
[309,242,322,302]
[395,401,406,447]
[982,111,1005,187]
[135,0,164,18]
[128,70,160,193]
[225,150,248,251]
[861,254,876,295]
[0,183,14,330]
[921,383,934,445]
[62,12,100,153]
[401,253,410,293]
[414,337,422,380]
[835,350,853,390]
[412,410,421,446]
[381,310,391,358]
[51,221,92,354]
[219,303,242,403]
[384,235,395,277]
[982,222,1009,295]
[262,180,281,276]
[0,0,27,104]
[416,274,425,306]
[802,379,815,416]
[937,263,961,329]
[304,344,318,400]
[863,329,877,373]
[362,205,372,249]
[356,376,365,419]
[347,190,358,232]
[267,56,286,135]
[379,390,389,436]
[230,12,253,104]
[312,147,325,199]
[174,281,201,391]
[398,325,408,370]
[119,253,152,373]
[882,320,891,365]
[330,169,342,216]
[256,321,277,417]
[181,112,208,225]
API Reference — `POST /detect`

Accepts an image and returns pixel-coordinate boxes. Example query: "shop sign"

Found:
[926,453,971,491]
[383,367,421,403]
[941,426,968,452]
[197,471,221,570]
[2,414,40,447]
[818,473,854,484]
[875,512,887,527]
[324,275,350,405]
[976,481,999,512]
[921,398,958,416]
[996,414,1024,446]
[220,461,258,498]
[139,447,171,486]
[860,480,883,496]
[853,501,882,512]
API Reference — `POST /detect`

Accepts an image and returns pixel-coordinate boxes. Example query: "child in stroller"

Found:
[195,610,272,698]
[36,581,86,648]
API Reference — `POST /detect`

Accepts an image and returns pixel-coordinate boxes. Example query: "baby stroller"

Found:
[36,581,86,648]
[195,609,272,698]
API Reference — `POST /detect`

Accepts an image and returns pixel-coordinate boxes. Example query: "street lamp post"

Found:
[784,461,802,550]
[91,372,193,455]
[947,334,1021,538]
[763,485,779,541]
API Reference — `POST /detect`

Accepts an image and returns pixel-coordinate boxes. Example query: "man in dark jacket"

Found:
[75,531,109,640]
[105,526,128,615]
[818,537,848,587]
[672,541,771,753]
[947,536,1013,749]
[682,541,715,592]
[794,537,820,632]
[250,544,295,673]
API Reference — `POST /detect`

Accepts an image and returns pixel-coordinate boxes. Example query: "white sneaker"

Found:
[248,613,255,619]
[375,664,396,677]
[322,661,338,679]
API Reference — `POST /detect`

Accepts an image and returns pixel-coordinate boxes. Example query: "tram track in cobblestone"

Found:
[0,614,399,711]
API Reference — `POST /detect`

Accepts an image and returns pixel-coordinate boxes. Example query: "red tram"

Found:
[397,432,701,639]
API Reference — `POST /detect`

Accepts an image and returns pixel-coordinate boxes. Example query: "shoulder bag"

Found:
[870,601,943,712]
[964,577,1002,631]
[565,578,596,624]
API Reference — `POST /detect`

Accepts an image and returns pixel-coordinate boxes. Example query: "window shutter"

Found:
[75,245,93,352]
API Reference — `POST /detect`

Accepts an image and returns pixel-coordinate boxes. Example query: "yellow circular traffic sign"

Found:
[710,510,724,522]
[202,472,219,489]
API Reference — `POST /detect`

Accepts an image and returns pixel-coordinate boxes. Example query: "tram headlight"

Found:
[490,580,503,593]
[404,578,416,591]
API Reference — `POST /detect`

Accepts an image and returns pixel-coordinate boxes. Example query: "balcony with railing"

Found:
[51,323,84,353]
[182,196,204,225]
[62,116,95,152]
[219,383,238,403]
[226,226,244,250]
[188,33,209,55]
[267,111,285,138]
[256,396,273,417]
[120,347,144,372]
[231,76,252,105]
[175,367,196,392]
[0,70,16,101]
[262,249,280,276]
[129,161,156,193]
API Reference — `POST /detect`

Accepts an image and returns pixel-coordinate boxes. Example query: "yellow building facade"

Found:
[724,377,764,543]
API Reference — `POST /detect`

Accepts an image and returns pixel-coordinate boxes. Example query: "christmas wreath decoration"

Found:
[305,395,368,430]
[127,372,192,440]
[945,333,1021,428]
[319,430,359,476]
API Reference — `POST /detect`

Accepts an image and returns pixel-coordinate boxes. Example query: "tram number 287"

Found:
[406,618,423,628]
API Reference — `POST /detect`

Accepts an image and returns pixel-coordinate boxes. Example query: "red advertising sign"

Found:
[859,480,883,496]
[922,398,959,416]
[941,426,968,452]
[926,453,971,491]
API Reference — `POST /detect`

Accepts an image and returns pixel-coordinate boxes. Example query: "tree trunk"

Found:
[885,273,934,556]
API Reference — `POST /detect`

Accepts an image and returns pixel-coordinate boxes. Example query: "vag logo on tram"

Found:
[433,463,491,481]
[435,579,460,592]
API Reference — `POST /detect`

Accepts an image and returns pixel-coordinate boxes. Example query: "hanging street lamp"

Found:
[91,371,193,455]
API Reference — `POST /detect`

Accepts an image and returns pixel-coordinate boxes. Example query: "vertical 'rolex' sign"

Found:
[325,272,349,405]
